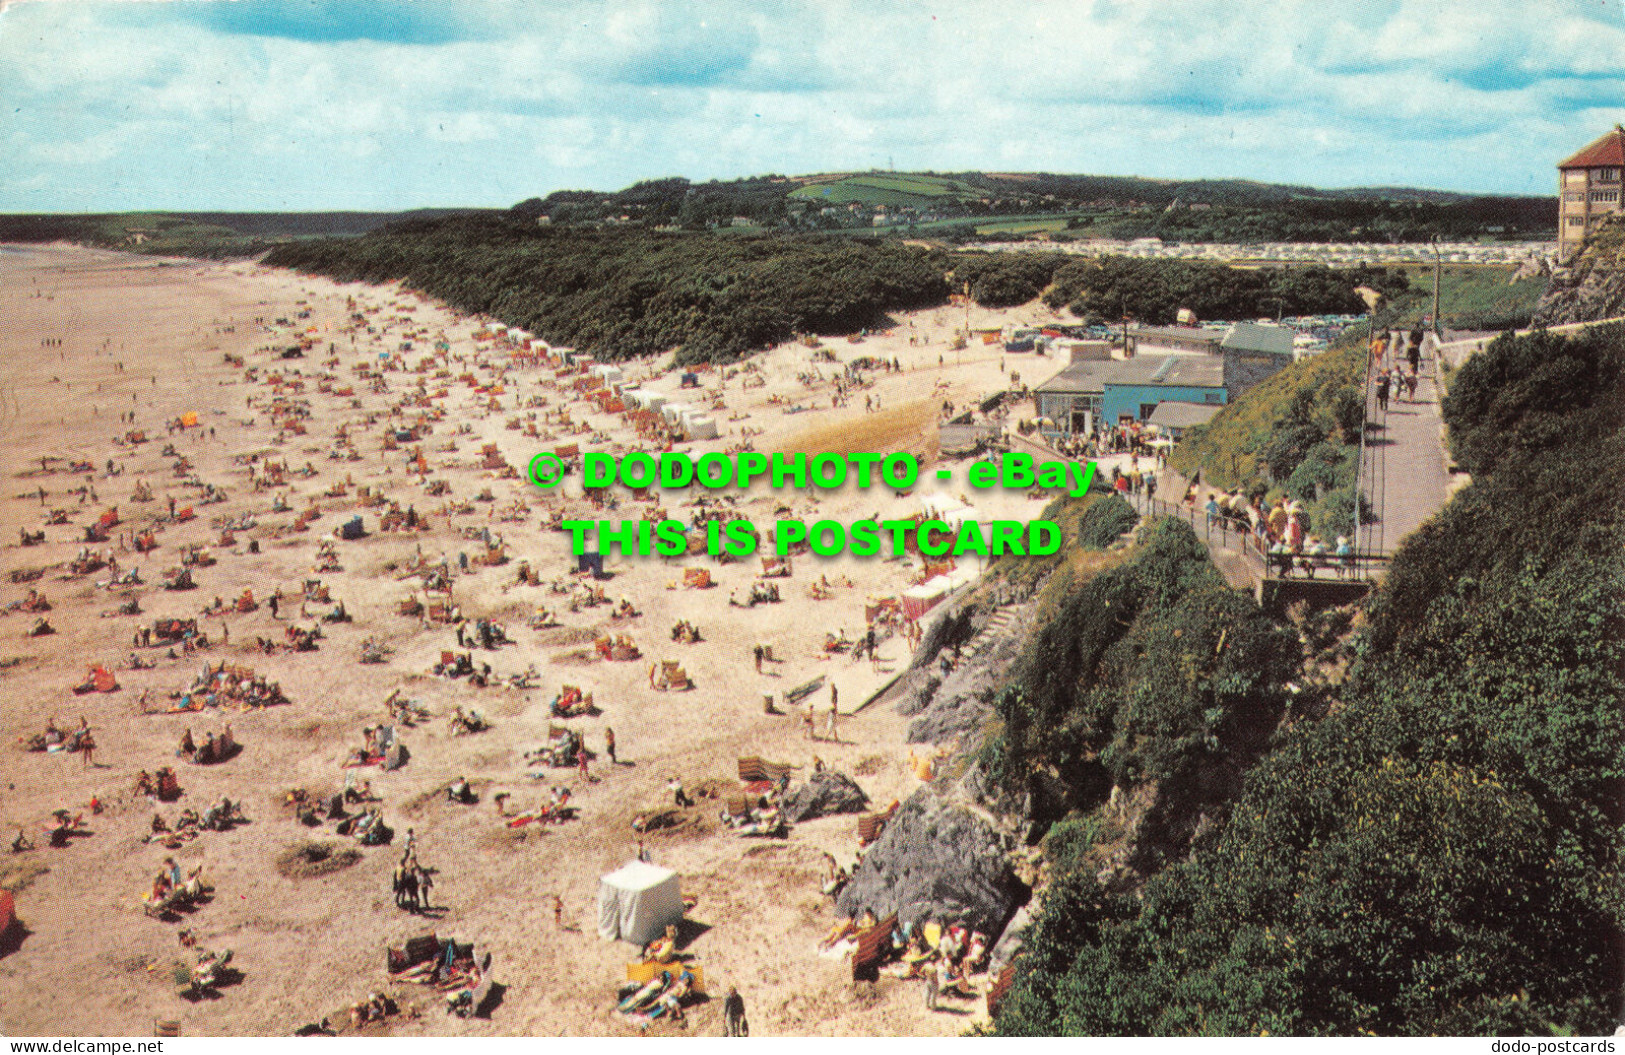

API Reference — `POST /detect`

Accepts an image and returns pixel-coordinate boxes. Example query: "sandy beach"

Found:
[0,242,1059,1037]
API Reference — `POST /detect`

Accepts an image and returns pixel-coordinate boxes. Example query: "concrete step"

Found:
[966,606,1018,657]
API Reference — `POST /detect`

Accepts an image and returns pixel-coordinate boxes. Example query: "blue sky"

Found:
[2,0,1623,211]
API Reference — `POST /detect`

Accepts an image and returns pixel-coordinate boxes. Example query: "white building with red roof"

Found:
[1559,125,1625,261]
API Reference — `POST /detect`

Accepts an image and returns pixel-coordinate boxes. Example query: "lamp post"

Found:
[1431,236,1443,340]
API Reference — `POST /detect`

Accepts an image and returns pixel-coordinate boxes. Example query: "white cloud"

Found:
[0,0,1620,209]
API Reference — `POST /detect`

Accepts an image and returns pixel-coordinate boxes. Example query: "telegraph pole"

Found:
[1431,236,1443,339]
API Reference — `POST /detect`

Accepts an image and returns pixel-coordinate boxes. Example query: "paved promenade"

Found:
[1358,332,1454,556]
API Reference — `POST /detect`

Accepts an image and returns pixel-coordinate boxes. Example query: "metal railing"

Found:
[1358,329,1443,561]
[1122,488,1390,582]
[999,432,1391,582]
[1122,489,1260,561]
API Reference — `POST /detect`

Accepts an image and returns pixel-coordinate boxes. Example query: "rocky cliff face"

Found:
[1535,215,1625,325]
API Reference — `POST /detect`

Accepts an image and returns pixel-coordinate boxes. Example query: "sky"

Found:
[2,0,1624,212]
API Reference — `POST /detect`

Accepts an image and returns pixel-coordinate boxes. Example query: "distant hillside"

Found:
[169,209,487,237]
[1533,215,1625,325]
[0,208,493,258]
[1,171,1557,258]
[509,171,1555,244]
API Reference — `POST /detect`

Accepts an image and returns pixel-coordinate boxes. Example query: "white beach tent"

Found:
[901,576,953,621]
[597,861,684,945]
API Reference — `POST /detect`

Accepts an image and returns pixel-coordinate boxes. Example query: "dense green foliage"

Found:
[984,518,1300,841]
[1372,325,1625,652]
[949,251,1066,307]
[0,173,1554,264]
[994,326,1625,1036]
[943,251,1402,316]
[1093,195,1555,245]
[1075,494,1141,549]
[265,216,953,364]
[1041,257,1391,325]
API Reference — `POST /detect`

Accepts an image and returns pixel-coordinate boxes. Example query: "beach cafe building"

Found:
[1034,355,1227,438]
[1033,322,1293,439]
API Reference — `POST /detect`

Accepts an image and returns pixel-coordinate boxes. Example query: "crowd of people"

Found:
[1371,326,1427,413]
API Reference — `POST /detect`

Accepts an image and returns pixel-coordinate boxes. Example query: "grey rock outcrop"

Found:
[893,669,942,717]
[784,771,869,822]
[1534,215,1625,326]
[835,790,1026,936]
[903,601,1033,746]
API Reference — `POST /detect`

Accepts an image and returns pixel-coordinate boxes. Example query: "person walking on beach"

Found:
[604,727,616,765]
[724,987,748,1036]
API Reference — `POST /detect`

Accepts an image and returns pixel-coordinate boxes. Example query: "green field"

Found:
[789,172,985,208]
[973,217,1071,236]
[852,210,1097,239]
[1376,264,1549,331]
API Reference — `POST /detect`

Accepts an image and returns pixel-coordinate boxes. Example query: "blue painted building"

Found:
[1102,355,1227,425]
[1035,355,1227,434]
